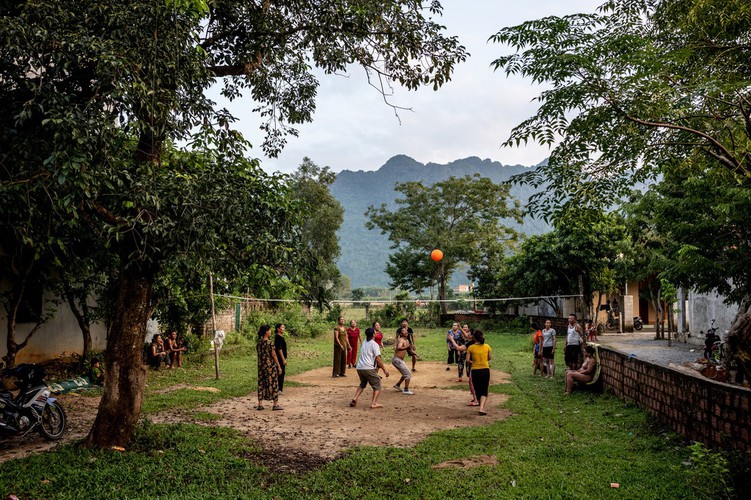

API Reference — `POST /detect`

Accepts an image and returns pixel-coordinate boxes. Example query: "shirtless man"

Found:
[395,319,419,372]
[392,327,415,395]
[166,331,186,368]
[564,345,597,395]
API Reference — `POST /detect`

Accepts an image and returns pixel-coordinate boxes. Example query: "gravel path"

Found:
[596,330,704,367]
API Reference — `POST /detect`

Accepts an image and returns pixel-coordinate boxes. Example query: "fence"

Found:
[598,346,751,452]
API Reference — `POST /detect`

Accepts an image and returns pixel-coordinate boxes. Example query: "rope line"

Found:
[213,293,583,304]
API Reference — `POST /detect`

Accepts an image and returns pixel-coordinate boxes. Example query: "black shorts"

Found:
[472,368,490,398]
[565,345,581,364]
[542,346,554,359]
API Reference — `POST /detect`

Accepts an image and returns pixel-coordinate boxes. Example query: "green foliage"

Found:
[332,155,552,288]
[289,158,344,313]
[0,0,469,445]
[492,0,751,309]
[366,174,523,312]
[683,442,735,499]
[5,330,743,498]
[477,209,627,318]
[325,303,343,323]
[242,305,331,340]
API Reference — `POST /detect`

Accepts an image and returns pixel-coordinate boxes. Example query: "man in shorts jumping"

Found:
[392,327,415,395]
[396,319,418,372]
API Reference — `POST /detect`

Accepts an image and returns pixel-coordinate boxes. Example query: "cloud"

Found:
[218,0,602,173]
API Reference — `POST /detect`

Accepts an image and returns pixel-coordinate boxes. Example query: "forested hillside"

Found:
[331,155,548,288]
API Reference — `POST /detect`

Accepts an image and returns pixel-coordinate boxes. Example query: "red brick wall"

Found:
[599,346,751,452]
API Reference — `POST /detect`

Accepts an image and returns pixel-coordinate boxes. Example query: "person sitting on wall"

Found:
[564,345,597,395]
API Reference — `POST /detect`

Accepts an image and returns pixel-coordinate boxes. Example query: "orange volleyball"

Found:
[431,249,443,262]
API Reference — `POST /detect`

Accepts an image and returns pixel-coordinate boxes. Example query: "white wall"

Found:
[1,290,108,364]
[687,290,739,343]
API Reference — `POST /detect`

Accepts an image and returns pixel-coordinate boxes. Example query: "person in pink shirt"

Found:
[346,320,361,368]
[373,321,384,347]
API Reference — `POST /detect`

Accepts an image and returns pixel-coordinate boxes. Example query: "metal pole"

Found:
[209,272,219,379]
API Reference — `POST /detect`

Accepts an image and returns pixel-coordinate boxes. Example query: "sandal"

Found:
[467,401,480,407]
[256,405,264,410]
[349,399,357,407]
[272,405,284,411]
[479,410,487,416]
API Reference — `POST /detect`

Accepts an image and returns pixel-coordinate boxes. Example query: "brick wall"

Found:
[598,346,751,452]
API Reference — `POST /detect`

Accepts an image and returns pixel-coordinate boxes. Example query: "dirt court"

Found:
[0,362,512,464]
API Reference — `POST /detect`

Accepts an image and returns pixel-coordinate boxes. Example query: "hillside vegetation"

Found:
[331,155,549,288]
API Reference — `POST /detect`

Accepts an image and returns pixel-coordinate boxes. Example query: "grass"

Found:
[0,326,738,499]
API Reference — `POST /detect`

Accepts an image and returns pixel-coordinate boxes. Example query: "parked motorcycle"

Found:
[633,316,644,331]
[701,319,725,363]
[0,363,66,440]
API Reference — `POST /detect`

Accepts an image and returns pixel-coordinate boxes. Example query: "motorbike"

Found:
[633,316,644,331]
[0,363,67,440]
[701,319,724,363]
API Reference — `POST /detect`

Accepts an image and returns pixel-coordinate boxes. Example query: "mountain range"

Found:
[330,155,549,289]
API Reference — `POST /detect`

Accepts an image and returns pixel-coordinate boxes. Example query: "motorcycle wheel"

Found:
[38,401,66,440]
[634,322,643,331]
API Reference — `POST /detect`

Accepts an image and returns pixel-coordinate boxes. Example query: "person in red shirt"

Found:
[531,322,543,376]
[346,320,361,368]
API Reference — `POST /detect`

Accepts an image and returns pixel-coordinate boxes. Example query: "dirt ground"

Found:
[0,362,511,465]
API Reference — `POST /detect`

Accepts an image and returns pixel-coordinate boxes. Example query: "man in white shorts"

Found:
[392,327,415,395]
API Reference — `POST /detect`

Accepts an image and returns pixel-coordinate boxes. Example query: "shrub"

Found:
[683,442,735,499]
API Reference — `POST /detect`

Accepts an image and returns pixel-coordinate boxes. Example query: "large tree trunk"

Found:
[83,264,152,448]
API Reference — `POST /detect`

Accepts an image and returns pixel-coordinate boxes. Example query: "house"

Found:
[0,287,108,364]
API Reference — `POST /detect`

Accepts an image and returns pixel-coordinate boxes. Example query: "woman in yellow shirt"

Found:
[466,330,492,416]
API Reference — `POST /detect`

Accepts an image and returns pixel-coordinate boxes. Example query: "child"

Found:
[586,319,598,342]
[89,358,106,385]
[531,322,543,376]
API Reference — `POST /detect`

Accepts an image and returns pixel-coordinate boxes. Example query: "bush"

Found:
[325,303,343,323]
[241,305,332,339]
[683,442,735,499]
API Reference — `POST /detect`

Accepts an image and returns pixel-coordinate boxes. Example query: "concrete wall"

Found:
[0,291,108,363]
[688,290,739,343]
[599,346,751,452]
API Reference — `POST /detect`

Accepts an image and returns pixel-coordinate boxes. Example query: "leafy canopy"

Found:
[491,0,751,219]
[366,174,522,305]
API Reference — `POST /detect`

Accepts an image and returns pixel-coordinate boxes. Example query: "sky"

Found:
[215,1,604,174]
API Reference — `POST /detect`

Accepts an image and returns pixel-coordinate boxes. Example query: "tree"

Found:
[289,158,344,313]
[620,189,678,340]
[366,174,522,314]
[492,0,751,379]
[0,178,60,368]
[384,248,435,297]
[351,288,371,319]
[0,0,468,447]
[482,209,627,320]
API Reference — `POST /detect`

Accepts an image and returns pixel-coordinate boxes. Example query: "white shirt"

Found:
[567,324,581,345]
[357,339,381,370]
